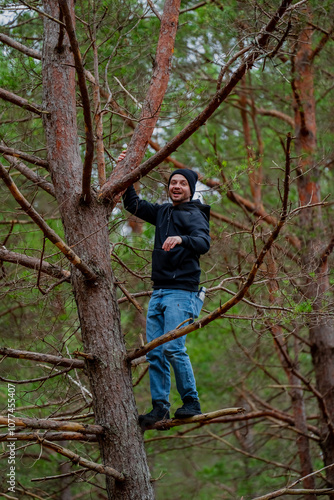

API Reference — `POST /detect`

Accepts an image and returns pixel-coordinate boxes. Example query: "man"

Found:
[122,162,211,429]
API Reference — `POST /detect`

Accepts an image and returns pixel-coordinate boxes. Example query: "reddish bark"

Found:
[292,12,334,490]
[100,0,182,201]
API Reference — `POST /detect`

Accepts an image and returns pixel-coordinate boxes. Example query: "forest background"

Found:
[0,0,334,499]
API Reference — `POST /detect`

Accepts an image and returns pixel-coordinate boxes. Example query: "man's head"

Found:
[168,169,198,205]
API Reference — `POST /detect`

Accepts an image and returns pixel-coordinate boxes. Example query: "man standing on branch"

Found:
[119,152,211,429]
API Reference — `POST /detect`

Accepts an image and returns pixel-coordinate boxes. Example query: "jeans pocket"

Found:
[193,287,206,318]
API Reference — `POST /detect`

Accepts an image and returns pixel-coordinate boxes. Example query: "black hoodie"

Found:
[123,185,210,291]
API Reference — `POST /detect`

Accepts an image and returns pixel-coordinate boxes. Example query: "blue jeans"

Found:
[146,289,203,408]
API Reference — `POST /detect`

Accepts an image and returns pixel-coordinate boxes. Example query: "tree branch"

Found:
[0,347,84,369]
[3,154,55,197]
[0,431,97,442]
[0,87,46,116]
[39,439,125,481]
[58,0,94,203]
[0,32,42,60]
[0,163,97,281]
[0,247,70,281]
[0,415,103,435]
[0,144,49,169]
[144,407,245,431]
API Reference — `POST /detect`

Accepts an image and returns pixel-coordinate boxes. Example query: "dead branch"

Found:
[0,163,97,281]
[0,366,77,385]
[0,87,46,116]
[0,415,103,435]
[0,32,42,60]
[3,154,55,197]
[251,463,334,500]
[145,407,245,431]
[253,489,334,499]
[0,347,84,369]
[310,24,334,62]
[39,439,125,481]
[99,0,294,201]
[116,280,143,314]
[0,431,97,442]
[59,0,94,203]
[128,134,292,361]
[0,346,144,368]
[0,144,49,169]
[0,247,70,281]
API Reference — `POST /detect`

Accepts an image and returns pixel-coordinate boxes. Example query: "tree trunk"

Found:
[293,17,334,491]
[41,2,154,498]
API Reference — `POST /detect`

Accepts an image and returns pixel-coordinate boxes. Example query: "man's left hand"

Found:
[162,236,182,251]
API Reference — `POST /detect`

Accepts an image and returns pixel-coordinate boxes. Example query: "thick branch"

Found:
[0,32,42,60]
[0,163,97,280]
[0,247,70,281]
[40,440,125,481]
[0,346,146,368]
[0,87,46,116]
[145,407,245,431]
[0,431,97,442]
[100,0,293,201]
[99,0,182,202]
[0,415,103,435]
[59,0,94,203]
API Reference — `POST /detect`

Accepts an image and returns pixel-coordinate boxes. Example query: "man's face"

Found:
[169,174,191,205]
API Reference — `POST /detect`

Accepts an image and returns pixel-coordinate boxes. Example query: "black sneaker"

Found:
[174,397,202,419]
[138,402,170,430]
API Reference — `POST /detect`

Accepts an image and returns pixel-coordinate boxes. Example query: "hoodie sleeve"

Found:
[122,185,159,226]
[180,207,211,255]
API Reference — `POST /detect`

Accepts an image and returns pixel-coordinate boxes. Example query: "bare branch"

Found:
[144,407,245,431]
[0,144,49,169]
[3,154,55,197]
[39,439,125,480]
[251,463,334,500]
[0,347,84,369]
[0,431,97,442]
[0,415,103,435]
[0,163,97,281]
[0,32,42,60]
[0,247,70,281]
[0,87,46,116]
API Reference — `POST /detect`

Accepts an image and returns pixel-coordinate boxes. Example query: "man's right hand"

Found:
[116,150,127,163]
